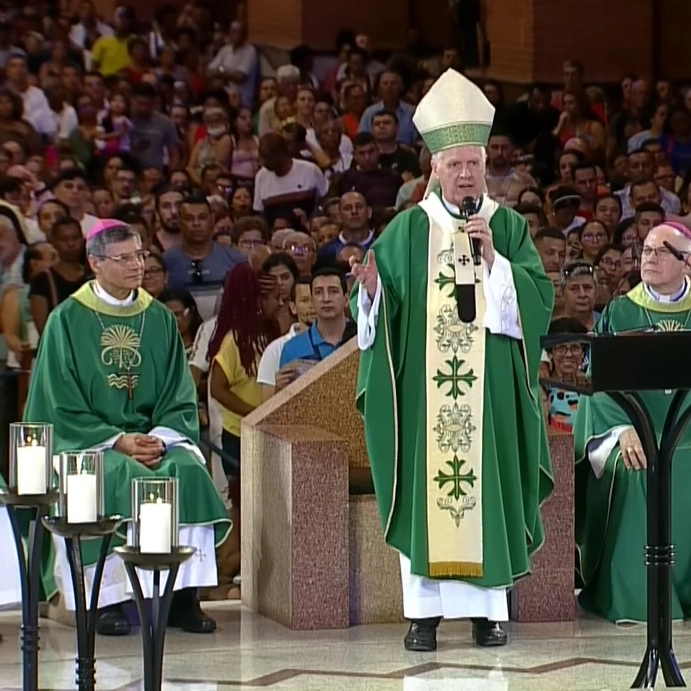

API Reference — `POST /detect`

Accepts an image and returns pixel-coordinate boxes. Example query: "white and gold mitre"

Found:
[413,69,495,153]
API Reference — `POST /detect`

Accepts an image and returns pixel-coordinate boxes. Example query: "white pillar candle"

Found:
[139,499,172,553]
[66,473,98,523]
[16,446,47,495]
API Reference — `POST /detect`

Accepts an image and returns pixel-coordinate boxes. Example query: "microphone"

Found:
[663,240,687,263]
[461,196,482,266]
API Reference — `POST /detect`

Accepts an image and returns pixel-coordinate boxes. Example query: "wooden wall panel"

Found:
[248,0,303,49]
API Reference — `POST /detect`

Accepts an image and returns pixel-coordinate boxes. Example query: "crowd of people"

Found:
[1,0,690,600]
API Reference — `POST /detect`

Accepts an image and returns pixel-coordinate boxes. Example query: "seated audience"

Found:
[253,132,329,227]
[282,230,317,276]
[543,317,588,432]
[261,252,299,334]
[159,287,203,357]
[2,242,57,368]
[231,216,269,258]
[141,251,168,298]
[533,228,567,272]
[561,260,599,329]
[279,268,354,372]
[257,276,315,400]
[29,216,88,335]
[337,133,400,210]
[318,191,374,264]
[163,194,245,317]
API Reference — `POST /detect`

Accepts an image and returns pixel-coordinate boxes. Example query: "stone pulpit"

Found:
[241,340,574,630]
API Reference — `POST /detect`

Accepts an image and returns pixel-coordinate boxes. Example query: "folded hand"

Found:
[116,433,164,466]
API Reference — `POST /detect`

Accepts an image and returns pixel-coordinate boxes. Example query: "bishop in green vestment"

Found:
[350,69,554,651]
[23,219,231,635]
[574,222,691,624]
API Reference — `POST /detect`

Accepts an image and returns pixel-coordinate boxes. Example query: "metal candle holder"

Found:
[1,422,56,691]
[116,477,193,691]
[41,449,123,691]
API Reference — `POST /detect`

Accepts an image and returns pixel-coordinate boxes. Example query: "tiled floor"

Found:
[0,602,689,689]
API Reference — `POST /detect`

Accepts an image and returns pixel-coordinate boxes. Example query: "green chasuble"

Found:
[574,283,691,623]
[23,282,231,600]
[351,196,554,586]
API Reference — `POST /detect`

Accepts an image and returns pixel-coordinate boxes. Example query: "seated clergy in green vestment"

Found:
[574,221,691,624]
[23,219,231,636]
[350,69,555,652]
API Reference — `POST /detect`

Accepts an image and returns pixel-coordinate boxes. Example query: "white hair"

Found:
[431,146,488,194]
[276,65,300,82]
[282,230,316,250]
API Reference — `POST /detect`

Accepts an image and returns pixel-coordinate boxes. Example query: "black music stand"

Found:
[542,331,691,689]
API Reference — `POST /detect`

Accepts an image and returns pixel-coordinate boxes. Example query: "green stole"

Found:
[418,192,498,578]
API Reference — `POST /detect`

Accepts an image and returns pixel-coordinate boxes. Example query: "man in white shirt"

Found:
[253,133,329,227]
[70,0,114,49]
[51,168,99,237]
[5,53,53,137]
[257,276,315,400]
[207,21,257,110]
[43,81,79,143]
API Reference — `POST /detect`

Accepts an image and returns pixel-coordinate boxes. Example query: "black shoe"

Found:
[471,618,507,647]
[96,604,131,636]
[403,617,441,652]
[168,588,216,634]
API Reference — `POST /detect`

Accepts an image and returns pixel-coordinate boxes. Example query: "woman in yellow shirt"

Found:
[208,264,280,591]
[209,263,280,480]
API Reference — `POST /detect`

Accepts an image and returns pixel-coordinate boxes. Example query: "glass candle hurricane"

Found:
[10,423,53,495]
[131,478,179,554]
[58,451,104,524]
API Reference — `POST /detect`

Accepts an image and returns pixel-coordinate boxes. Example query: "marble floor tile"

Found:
[0,602,687,690]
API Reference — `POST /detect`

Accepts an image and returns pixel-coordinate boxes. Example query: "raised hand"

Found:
[350,250,379,300]
[465,216,496,268]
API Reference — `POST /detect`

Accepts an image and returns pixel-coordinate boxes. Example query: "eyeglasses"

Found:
[170,307,190,320]
[239,239,263,247]
[641,245,679,258]
[97,250,150,265]
[287,243,315,255]
[552,344,584,356]
[144,267,164,276]
[599,257,621,268]
[190,259,203,285]
[581,233,608,242]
